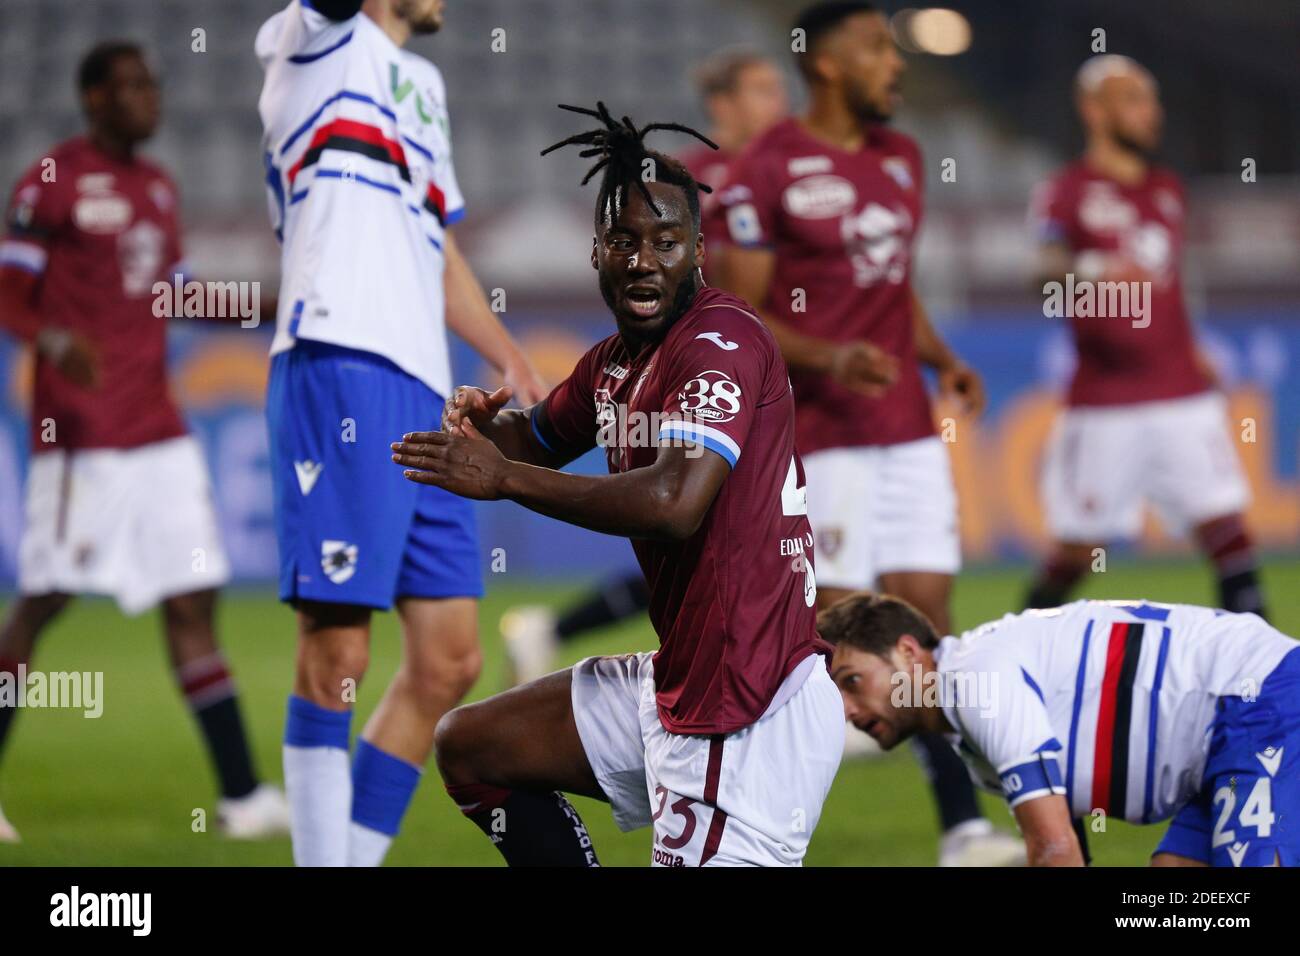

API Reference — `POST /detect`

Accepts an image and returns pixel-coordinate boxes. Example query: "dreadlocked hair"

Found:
[540,101,718,232]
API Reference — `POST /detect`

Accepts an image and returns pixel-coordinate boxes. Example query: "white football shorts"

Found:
[1042,391,1250,542]
[571,651,844,867]
[802,435,961,590]
[19,435,231,614]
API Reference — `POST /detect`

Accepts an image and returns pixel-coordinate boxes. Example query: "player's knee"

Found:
[433,705,482,783]
[403,645,483,712]
[297,639,370,707]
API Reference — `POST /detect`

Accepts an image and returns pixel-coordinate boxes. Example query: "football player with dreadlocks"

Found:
[392,103,845,866]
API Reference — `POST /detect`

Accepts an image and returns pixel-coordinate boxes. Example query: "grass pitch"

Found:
[0,557,1295,866]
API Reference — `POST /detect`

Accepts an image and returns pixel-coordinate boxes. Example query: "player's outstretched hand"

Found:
[938,361,986,418]
[442,384,512,435]
[830,340,899,397]
[393,418,508,500]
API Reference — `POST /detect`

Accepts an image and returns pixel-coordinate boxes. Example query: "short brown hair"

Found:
[692,48,772,100]
[817,592,939,657]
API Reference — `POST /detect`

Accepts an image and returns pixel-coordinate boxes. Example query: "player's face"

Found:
[98,54,161,143]
[397,0,445,34]
[831,643,924,749]
[1093,72,1163,155]
[720,62,789,144]
[593,182,704,349]
[823,12,905,123]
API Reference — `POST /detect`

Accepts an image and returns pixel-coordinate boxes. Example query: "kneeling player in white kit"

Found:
[393,104,844,866]
[1025,55,1266,620]
[821,594,1300,866]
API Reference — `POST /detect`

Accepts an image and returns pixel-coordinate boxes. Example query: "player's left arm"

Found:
[910,287,985,417]
[442,231,547,405]
[949,659,1082,865]
[392,427,729,541]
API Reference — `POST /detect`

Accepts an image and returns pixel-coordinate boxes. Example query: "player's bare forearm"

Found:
[1014,797,1086,866]
[477,408,567,468]
[442,232,547,403]
[497,447,727,541]
[392,432,727,541]
[912,288,985,415]
[910,288,957,372]
[1033,241,1076,289]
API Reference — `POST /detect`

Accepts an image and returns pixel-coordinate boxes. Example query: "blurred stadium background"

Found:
[0,0,1296,865]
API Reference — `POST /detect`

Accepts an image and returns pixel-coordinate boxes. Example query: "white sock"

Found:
[347,821,394,867]
[283,744,352,866]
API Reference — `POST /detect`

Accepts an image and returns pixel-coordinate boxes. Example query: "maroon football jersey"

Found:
[536,287,823,735]
[678,144,733,283]
[1029,161,1210,407]
[3,137,187,451]
[714,118,933,455]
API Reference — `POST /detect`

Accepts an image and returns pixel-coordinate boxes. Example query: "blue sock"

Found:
[348,739,421,866]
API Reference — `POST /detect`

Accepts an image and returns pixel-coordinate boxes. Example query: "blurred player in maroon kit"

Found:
[392,103,844,866]
[715,2,1022,866]
[1024,55,1266,619]
[498,49,788,684]
[0,42,287,843]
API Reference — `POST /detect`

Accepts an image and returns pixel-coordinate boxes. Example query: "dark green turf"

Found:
[0,557,1295,866]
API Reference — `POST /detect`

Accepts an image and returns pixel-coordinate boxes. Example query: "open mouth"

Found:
[857,717,884,739]
[624,286,663,319]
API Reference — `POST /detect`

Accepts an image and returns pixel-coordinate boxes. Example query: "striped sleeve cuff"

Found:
[997,747,1065,808]
[0,239,47,275]
[658,420,740,468]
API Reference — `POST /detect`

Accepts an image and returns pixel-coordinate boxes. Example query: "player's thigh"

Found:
[803,447,876,590]
[1041,407,1147,542]
[266,342,419,609]
[1146,393,1249,531]
[435,667,605,801]
[645,659,844,867]
[871,437,961,580]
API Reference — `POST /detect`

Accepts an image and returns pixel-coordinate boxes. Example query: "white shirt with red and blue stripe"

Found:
[256,0,464,397]
[936,600,1294,823]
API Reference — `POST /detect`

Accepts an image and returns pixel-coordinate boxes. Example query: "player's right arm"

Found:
[0,171,99,387]
[715,172,897,396]
[1013,794,1086,867]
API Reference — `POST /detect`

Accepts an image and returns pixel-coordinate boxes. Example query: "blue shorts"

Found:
[1156,646,1300,867]
[266,340,482,609]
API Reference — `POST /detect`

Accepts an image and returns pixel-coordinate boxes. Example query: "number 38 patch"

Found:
[678,370,742,424]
